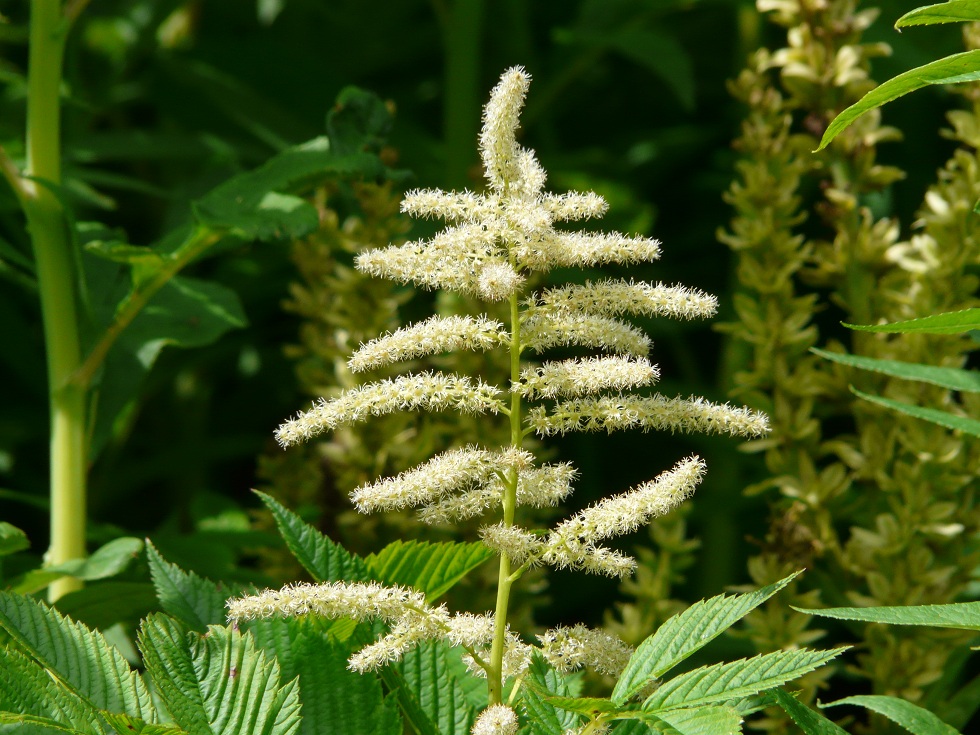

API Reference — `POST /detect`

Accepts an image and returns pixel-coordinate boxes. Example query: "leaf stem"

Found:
[69,226,222,389]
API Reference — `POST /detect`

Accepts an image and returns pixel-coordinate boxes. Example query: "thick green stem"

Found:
[26,0,85,601]
[441,0,484,187]
[488,289,523,704]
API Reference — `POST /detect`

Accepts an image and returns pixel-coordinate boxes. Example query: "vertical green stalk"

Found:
[25,0,86,600]
[441,0,484,187]
[488,288,523,704]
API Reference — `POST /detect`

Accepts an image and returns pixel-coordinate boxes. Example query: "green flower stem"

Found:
[69,226,222,389]
[488,288,524,705]
[25,0,84,601]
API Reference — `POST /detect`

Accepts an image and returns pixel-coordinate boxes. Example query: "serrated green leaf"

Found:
[896,1,980,28]
[191,137,384,242]
[100,712,188,735]
[146,541,234,633]
[392,641,475,735]
[255,491,371,583]
[844,309,980,334]
[823,695,960,735]
[643,648,846,711]
[811,348,980,393]
[0,648,104,735]
[771,689,849,735]
[522,655,583,735]
[817,50,980,150]
[287,627,400,735]
[613,572,802,704]
[52,538,145,581]
[0,591,156,721]
[794,601,980,630]
[137,614,301,735]
[0,522,29,556]
[656,706,742,735]
[850,387,980,438]
[366,540,492,601]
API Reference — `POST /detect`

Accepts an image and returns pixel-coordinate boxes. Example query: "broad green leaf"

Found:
[794,601,980,630]
[394,641,478,735]
[192,137,384,242]
[0,592,156,721]
[255,491,371,583]
[844,309,980,334]
[146,541,234,633]
[49,538,144,581]
[0,711,93,735]
[137,614,301,735]
[0,522,29,556]
[771,689,849,735]
[812,348,980,393]
[850,387,980,438]
[122,276,248,355]
[823,695,960,735]
[656,706,742,735]
[54,582,157,631]
[0,648,104,734]
[365,540,492,601]
[896,1,980,28]
[612,572,802,704]
[100,713,189,735]
[522,655,582,735]
[288,625,400,735]
[643,648,846,711]
[817,50,980,150]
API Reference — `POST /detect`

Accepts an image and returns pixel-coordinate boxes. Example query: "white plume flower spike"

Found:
[270,66,773,700]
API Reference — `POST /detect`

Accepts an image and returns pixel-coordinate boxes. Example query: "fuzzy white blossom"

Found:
[225,581,428,626]
[349,315,508,372]
[353,446,531,514]
[478,261,525,301]
[522,312,651,357]
[539,279,718,320]
[516,356,659,399]
[479,522,545,566]
[275,372,502,447]
[472,704,519,735]
[538,624,633,676]
[526,394,770,438]
[550,456,705,544]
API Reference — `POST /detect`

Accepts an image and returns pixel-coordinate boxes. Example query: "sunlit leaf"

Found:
[896,1,980,28]
[823,695,961,735]
[850,387,980,438]
[613,572,801,704]
[817,50,980,150]
[771,689,849,735]
[812,348,980,393]
[843,309,980,334]
[365,540,492,601]
[794,601,980,630]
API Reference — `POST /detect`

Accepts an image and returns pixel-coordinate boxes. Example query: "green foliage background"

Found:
[1,2,977,727]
